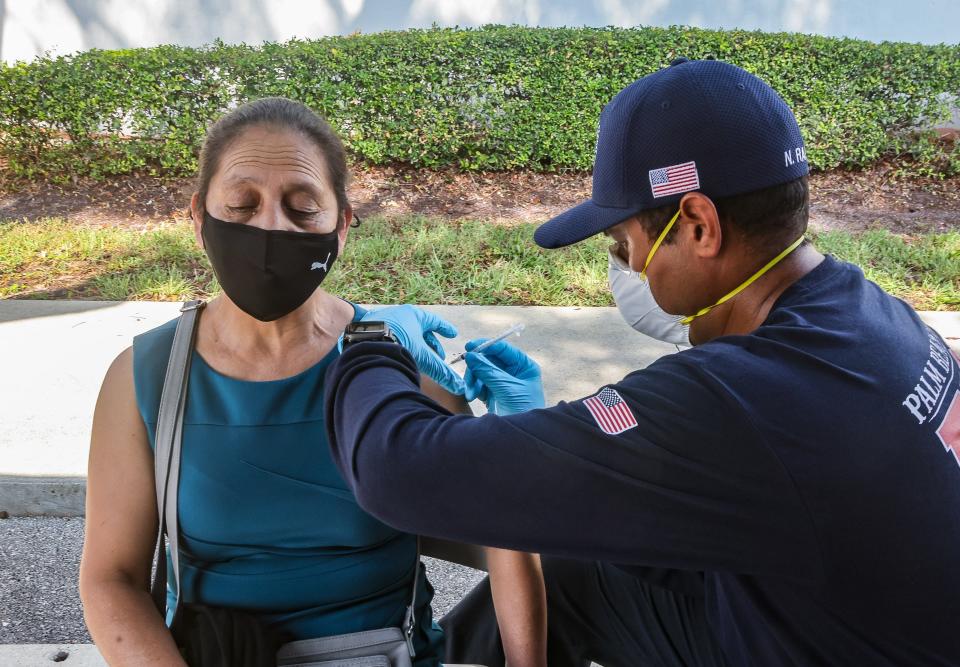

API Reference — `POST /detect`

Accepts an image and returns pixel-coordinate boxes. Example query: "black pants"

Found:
[440,556,728,667]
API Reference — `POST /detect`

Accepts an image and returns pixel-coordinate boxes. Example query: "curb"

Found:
[0,476,86,517]
[0,644,105,666]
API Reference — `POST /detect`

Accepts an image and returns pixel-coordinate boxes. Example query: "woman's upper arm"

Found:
[80,346,159,592]
[419,374,471,414]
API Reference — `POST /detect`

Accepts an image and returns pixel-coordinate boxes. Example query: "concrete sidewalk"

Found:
[1,300,958,516]
[0,644,106,666]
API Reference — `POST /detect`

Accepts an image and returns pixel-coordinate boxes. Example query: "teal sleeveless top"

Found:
[132,304,443,666]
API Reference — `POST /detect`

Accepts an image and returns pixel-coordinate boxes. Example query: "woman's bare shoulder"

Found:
[94,345,143,434]
[104,345,134,390]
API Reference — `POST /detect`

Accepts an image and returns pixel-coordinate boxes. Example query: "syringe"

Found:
[448,323,525,365]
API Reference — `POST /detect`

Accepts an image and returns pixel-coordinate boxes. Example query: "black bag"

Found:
[169,604,285,667]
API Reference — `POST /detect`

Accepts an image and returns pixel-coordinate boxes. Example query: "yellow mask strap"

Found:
[680,235,806,325]
[640,208,681,280]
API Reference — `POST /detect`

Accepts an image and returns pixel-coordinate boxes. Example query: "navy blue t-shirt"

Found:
[326,256,960,666]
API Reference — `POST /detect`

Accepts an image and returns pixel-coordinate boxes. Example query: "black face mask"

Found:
[201,212,340,322]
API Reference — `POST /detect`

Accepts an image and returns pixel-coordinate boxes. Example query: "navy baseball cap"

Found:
[534,58,809,249]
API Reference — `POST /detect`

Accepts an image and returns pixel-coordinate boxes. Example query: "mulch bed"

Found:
[1,164,958,234]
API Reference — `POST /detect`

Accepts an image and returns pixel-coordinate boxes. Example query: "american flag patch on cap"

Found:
[583,387,638,435]
[649,161,700,198]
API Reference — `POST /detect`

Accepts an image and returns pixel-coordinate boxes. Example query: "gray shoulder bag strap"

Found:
[151,300,204,617]
[150,300,422,658]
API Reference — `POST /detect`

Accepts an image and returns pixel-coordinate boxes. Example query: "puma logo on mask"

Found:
[310,252,332,272]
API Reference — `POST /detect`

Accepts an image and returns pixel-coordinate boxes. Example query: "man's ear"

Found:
[190,192,204,250]
[679,192,722,259]
[337,205,352,254]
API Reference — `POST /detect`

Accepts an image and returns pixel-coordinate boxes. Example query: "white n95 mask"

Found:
[608,249,690,347]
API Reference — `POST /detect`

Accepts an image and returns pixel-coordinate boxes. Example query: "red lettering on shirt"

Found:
[936,390,960,468]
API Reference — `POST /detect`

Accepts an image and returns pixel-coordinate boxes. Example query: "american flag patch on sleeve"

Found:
[649,161,700,198]
[583,387,638,435]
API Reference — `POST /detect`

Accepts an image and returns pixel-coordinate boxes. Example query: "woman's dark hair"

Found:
[196,97,350,227]
[635,175,810,250]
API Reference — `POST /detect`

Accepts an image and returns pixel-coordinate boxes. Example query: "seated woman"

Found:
[79,97,545,667]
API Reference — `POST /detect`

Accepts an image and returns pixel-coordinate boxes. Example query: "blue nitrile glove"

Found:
[463,339,546,415]
[359,305,465,395]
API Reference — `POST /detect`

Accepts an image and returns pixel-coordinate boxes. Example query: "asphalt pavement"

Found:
[0,517,485,645]
[0,518,87,645]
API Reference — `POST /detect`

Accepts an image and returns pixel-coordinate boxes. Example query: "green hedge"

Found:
[2,26,958,180]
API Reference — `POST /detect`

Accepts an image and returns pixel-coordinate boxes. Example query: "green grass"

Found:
[810,230,960,310]
[0,220,214,301]
[1,217,958,310]
[328,218,610,306]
